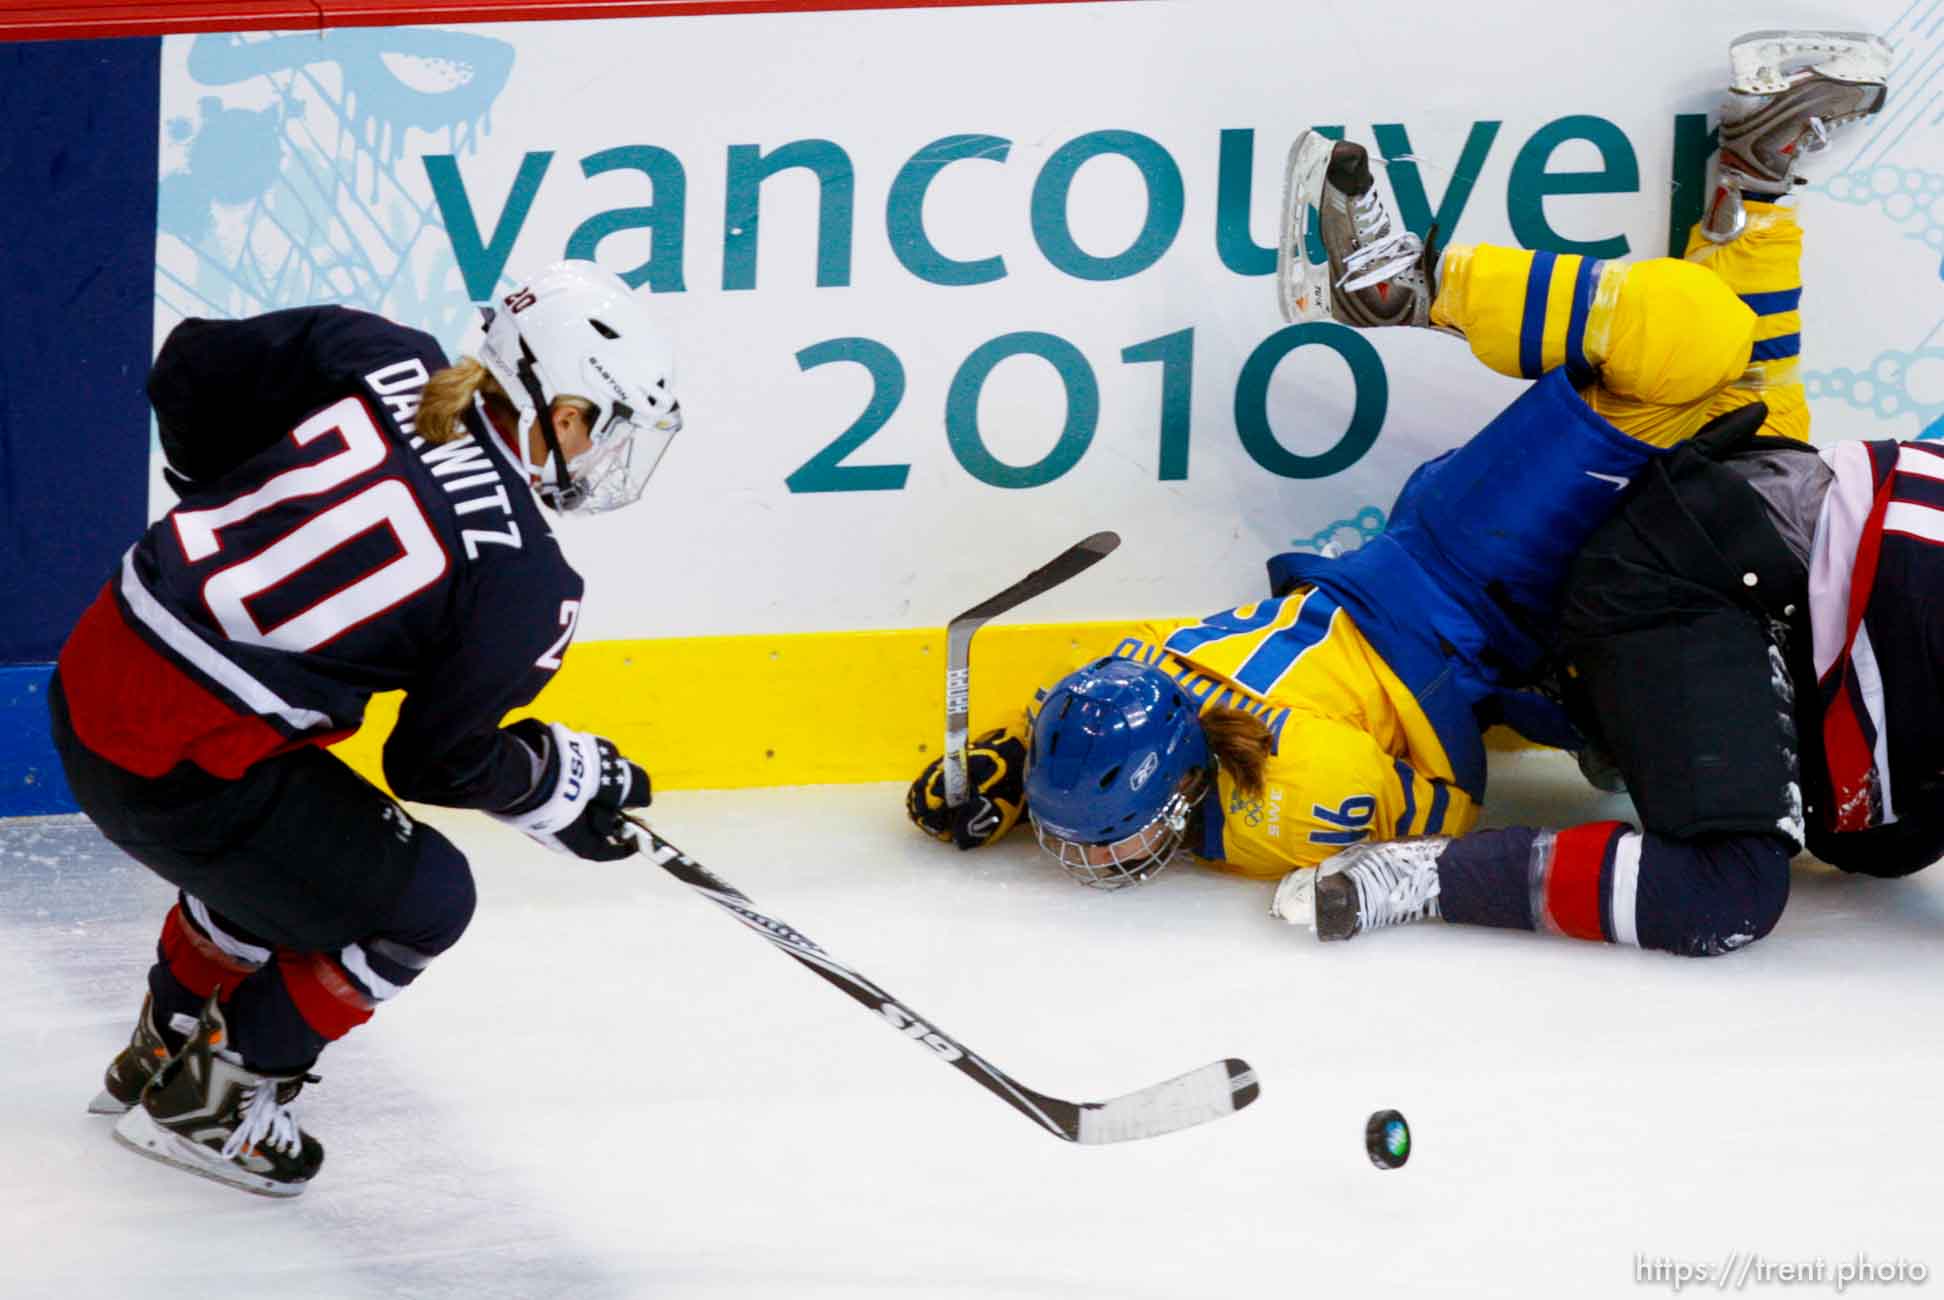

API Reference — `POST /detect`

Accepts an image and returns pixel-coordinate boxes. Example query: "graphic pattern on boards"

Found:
[1804,0,1944,440]
[153,28,515,345]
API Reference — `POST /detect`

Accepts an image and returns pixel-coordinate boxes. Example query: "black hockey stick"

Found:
[625,814,1259,1144]
[943,531,1121,808]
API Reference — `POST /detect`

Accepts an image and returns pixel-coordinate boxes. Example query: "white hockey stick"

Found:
[627,814,1260,1144]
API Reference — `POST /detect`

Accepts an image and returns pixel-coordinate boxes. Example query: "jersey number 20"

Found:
[171,396,448,653]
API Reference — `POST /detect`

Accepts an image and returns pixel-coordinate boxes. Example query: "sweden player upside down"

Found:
[912,29,1890,961]
[1267,30,1915,958]
[909,201,1775,887]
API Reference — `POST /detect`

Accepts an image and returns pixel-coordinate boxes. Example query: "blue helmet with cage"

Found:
[1025,657,1212,889]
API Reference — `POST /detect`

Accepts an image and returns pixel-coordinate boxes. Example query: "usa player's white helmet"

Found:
[475,260,682,514]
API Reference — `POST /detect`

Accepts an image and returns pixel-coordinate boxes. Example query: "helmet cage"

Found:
[1031,772,1205,890]
[540,398,681,514]
[1023,656,1212,890]
[476,261,682,516]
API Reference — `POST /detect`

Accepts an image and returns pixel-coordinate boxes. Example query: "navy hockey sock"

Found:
[1435,825,1545,932]
[1438,822,1791,955]
[1440,820,1641,943]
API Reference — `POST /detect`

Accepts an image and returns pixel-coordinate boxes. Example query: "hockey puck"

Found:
[1365,1110,1410,1169]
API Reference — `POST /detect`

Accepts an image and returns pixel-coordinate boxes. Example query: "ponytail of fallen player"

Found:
[1201,706,1272,799]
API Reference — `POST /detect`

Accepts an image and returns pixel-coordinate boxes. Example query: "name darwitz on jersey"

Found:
[367,356,527,560]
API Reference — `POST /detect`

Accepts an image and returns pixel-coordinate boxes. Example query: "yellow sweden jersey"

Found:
[1112,588,1479,878]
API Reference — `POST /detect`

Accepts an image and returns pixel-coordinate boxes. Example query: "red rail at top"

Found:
[0,0,1127,42]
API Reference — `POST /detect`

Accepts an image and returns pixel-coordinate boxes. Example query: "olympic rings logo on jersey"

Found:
[1230,792,1265,828]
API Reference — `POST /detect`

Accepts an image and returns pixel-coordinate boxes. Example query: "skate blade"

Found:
[86,1087,132,1116]
[1276,130,1339,324]
[1729,29,1892,95]
[112,1106,309,1199]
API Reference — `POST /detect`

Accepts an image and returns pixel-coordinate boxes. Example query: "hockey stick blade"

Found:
[948,530,1121,630]
[625,815,1259,1144]
[944,530,1120,807]
[1074,1058,1261,1145]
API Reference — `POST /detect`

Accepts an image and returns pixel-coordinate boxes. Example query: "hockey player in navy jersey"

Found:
[50,260,680,1195]
[1274,31,1918,958]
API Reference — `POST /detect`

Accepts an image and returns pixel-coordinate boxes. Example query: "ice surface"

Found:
[3,750,1941,1299]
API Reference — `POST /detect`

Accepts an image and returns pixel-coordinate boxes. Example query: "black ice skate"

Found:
[1278,132,1439,328]
[1704,29,1891,242]
[112,995,323,1197]
[87,993,188,1116]
[1271,837,1448,941]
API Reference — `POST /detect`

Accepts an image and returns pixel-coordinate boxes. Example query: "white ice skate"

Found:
[1704,29,1892,241]
[1271,837,1448,941]
[1276,131,1434,328]
[1269,864,1328,929]
[1728,29,1891,99]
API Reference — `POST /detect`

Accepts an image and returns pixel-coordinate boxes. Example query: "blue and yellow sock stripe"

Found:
[1517,251,1606,381]
[1682,200,1805,377]
[1740,285,1802,364]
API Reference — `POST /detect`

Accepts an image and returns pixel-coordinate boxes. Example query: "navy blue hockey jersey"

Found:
[58,307,583,812]
[1805,438,1944,873]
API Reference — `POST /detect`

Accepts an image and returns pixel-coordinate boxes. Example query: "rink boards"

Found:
[2,0,1937,808]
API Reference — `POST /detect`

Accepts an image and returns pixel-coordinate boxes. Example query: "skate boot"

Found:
[112,995,323,1197]
[1271,836,1448,941]
[1278,131,1438,327]
[87,993,194,1116]
[1704,29,1891,242]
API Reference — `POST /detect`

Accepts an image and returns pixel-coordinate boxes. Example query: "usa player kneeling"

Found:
[55,261,675,1195]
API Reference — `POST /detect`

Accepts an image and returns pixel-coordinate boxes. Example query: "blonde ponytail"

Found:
[419,357,513,445]
[1202,706,1273,799]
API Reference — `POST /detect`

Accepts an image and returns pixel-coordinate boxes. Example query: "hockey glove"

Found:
[907,727,1028,851]
[493,719,651,862]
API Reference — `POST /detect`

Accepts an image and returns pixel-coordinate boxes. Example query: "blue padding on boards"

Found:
[0,38,161,664]
[0,665,75,816]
